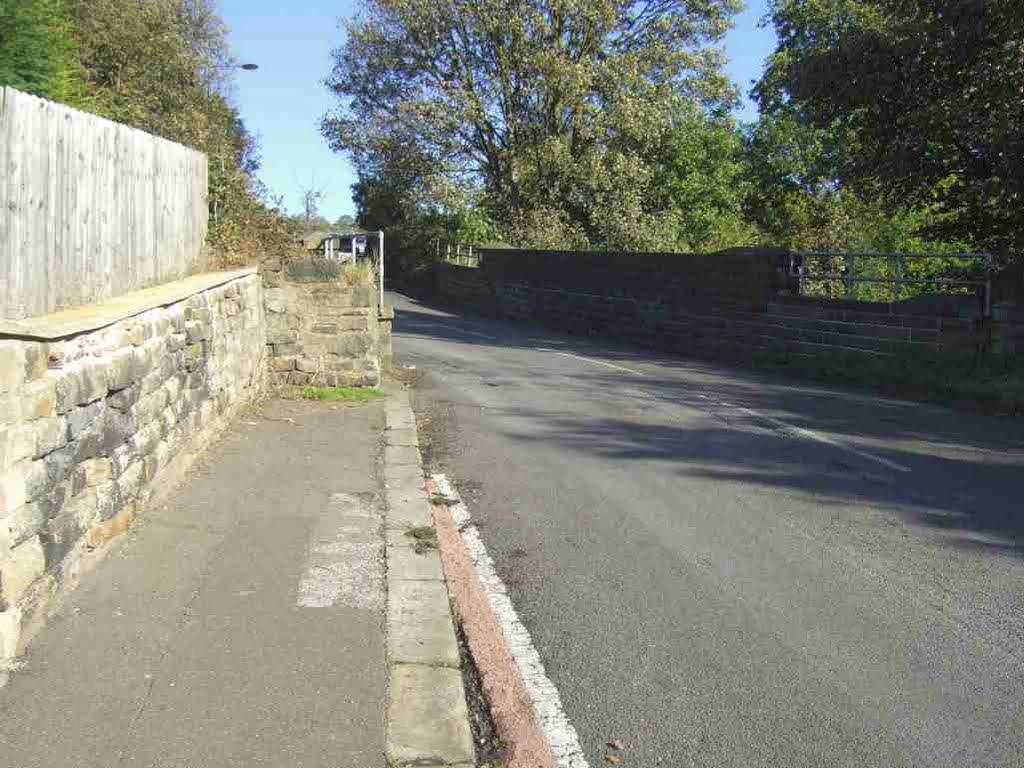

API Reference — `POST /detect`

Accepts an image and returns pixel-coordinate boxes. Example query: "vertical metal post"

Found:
[846,254,855,298]
[447,242,451,262]
[894,255,904,303]
[351,236,356,264]
[378,230,385,315]
[984,252,993,319]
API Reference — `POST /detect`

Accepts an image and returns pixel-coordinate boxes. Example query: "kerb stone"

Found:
[387,664,474,767]
[387,580,459,667]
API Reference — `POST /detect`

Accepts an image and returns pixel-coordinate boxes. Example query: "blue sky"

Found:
[219,1,776,222]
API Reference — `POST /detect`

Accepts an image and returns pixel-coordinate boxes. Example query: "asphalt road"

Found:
[389,291,1024,768]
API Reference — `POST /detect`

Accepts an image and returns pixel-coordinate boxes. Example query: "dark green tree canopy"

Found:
[758,0,1024,258]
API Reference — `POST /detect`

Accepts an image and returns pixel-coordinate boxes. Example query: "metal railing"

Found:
[438,241,481,268]
[787,251,994,317]
[317,231,386,315]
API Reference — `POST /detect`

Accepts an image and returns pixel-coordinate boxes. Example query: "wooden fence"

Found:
[0,87,208,320]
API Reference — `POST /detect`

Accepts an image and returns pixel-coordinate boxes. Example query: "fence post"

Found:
[894,255,904,303]
[378,231,385,315]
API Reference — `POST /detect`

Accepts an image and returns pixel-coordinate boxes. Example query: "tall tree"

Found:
[757,0,1024,260]
[324,0,741,250]
[0,0,80,102]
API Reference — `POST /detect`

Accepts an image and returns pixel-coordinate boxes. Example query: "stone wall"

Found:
[0,270,264,668]
[436,250,1013,361]
[262,257,391,388]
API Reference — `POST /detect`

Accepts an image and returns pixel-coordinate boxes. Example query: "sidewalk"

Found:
[0,391,471,767]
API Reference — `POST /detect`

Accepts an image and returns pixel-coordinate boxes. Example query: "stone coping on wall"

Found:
[0,268,258,341]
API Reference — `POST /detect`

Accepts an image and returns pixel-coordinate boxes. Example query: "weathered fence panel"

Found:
[0,87,208,320]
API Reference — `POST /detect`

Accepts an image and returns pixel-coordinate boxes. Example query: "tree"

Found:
[757,0,1024,260]
[0,0,80,103]
[60,0,297,264]
[323,0,742,250]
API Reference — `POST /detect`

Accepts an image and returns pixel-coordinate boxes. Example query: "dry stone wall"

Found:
[262,257,391,388]
[436,250,1015,361]
[0,271,264,667]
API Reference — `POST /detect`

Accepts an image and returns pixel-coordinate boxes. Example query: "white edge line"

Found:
[433,473,591,768]
[736,407,912,473]
[545,350,645,377]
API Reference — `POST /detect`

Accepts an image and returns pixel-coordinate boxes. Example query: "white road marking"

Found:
[538,349,645,377]
[433,474,591,768]
[297,493,384,610]
[735,406,913,473]
[452,327,498,340]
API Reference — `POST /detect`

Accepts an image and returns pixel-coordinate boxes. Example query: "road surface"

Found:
[390,291,1024,768]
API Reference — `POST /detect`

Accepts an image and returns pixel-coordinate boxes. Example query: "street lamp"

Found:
[212,63,259,71]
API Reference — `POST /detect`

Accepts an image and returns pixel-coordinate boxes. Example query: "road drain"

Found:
[455,616,507,766]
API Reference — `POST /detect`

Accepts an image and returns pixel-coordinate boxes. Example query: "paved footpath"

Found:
[0,394,469,768]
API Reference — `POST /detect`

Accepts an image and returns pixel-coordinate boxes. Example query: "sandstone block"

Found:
[270,357,296,372]
[5,502,46,548]
[296,357,319,374]
[184,343,204,369]
[0,464,28,517]
[0,343,25,394]
[81,458,113,488]
[21,378,56,420]
[274,342,301,356]
[267,329,298,345]
[86,503,135,549]
[53,374,80,415]
[126,323,153,347]
[106,348,139,392]
[333,333,371,358]
[1,537,45,607]
[117,461,145,503]
[287,371,313,386]
[94,480,121,521]
[77,363,109,405]
[134,389,169,426]
[0,604,23,660]
[186,323,210,343]
[108,384,141,412]
[66,400,105,441]
[0,395,20,426]
[33,417,67,458]
[0,425,35,471]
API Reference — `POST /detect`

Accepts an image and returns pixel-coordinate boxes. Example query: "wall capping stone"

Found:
[0,268,258,342]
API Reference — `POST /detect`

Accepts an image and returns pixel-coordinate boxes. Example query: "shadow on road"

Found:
[392,295,1024,558]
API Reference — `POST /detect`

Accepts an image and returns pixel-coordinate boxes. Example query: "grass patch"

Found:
[751,348,1024,414]
[301,386,384,403]
[404,525,439,554]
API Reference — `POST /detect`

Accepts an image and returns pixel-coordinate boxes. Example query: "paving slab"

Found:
[384,444,422,467]
[385,494,434,530]
[384,428,419,447]
[388,544,445,582]
[0,399,388,768]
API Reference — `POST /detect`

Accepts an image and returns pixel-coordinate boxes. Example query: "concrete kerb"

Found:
[382,383,475,767]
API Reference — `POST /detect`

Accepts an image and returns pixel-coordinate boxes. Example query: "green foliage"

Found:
[0,0,81,103]
[302,386,385,403]
[324,0,743,256]
[758,0,1024,260]
[5,0,297,268]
